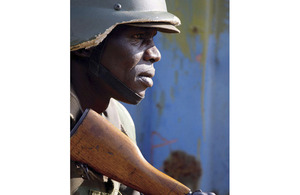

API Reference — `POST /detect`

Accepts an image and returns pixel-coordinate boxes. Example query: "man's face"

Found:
[100,25,161,98]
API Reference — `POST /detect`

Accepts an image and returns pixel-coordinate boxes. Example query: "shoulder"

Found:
[110,99,136,144]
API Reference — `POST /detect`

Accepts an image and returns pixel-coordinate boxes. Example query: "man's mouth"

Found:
[137,69,155,87]
[138,76,153,87]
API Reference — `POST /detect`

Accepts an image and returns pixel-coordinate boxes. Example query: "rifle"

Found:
[71,109,214,195]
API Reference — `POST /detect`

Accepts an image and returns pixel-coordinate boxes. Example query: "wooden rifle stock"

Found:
[71,109,191,195]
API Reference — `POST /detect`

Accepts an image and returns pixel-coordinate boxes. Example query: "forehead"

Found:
[110,25,158,36]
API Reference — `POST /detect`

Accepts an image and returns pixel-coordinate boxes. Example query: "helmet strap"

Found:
[88,44,144,105]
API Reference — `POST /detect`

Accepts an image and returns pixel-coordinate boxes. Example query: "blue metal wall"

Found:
[123,1,229,194]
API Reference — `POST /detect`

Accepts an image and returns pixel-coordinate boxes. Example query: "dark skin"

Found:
[71,25,161,114]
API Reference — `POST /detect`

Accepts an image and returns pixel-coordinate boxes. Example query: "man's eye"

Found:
[133,34,144,39]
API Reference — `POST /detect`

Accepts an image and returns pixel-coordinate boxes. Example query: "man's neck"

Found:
[71,60,111,114]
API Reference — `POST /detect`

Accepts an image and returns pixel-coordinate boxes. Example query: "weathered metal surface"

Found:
[124,1,229,194]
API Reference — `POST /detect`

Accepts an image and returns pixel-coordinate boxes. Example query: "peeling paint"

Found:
[164,0,229,61]
[174,70,178,84]
[197,138,201,160]
[170,87,175,100]
[156,91,166,116]
[164,0,209,60]
[163,1,229,141]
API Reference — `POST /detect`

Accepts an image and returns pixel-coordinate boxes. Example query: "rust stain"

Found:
[163,150,202,191]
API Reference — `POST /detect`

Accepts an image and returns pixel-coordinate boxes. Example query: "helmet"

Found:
[71,0,181,51]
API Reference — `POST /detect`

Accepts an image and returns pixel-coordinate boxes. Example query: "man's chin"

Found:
[115,89,145,105]
[126,90,146,105]
[136,90,146,98]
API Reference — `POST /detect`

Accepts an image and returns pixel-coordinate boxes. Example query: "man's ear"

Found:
[72,48,94,58]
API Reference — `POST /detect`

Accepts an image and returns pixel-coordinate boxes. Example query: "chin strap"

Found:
[88,44,143,105]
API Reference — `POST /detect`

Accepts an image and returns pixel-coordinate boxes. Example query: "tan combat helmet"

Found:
[71,0,181,51]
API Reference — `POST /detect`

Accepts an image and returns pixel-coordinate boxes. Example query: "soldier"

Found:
[71,0,215,194]
[71,0,181,194]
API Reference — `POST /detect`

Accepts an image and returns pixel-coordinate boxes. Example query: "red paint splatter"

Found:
[150,131,177,164]
[196,54,202,62]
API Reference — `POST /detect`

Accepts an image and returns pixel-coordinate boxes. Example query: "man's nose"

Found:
[143,45,161,63]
